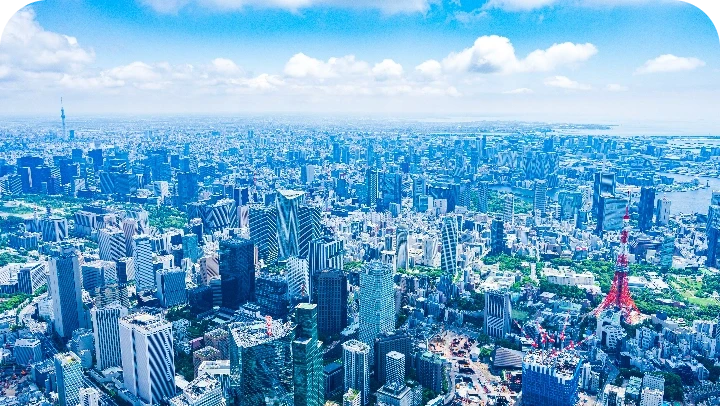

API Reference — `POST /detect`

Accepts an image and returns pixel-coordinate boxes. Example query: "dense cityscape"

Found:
[0,113,717,406]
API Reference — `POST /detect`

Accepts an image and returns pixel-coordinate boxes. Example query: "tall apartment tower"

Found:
[490,218,506,256]
[358,261,395,361]
[343,340,370,406]
[317,269,348,336]
[440,216,458,276]
[502,193,515,225]
[48,243,85,338]
[219,238,256,309]
[91,304,128,371]
[293,303,324,406]
[385,351,405,388]
[396,228,409,271]
[132,235,155,292]
[484,290,512,339]
[366,169,379,209]
[228,319,295,406]
[119,313,176,405]
[55,352,84,406]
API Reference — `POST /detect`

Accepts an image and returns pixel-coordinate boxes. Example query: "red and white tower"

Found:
[593,198,641,324]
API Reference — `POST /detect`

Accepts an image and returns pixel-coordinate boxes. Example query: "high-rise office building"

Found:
[638,187,656,232]
[119,313,176,405]
[490,218,506,256]
[292,303,324,406]
[287,256,310,303]
[193,347,222,378]
[440,217,458,276]
[415,351,445,394]
[98,227,126,262]
[14,338,43,366]
[228,319,295,406]
[132,235,155,292]
[502,193,515,225]
[48,243,85,338]
[92,304,128,371]
[484,290,512,338]
[343,340,370,406]
[655,197,671,226]
[596,196,628,235]
[317,269,348,337]
[533,180,548,216]
[384,351,405,388]
[522,350,583,406]
[396,228,409,271]
[308,237,344,300]
[168,375,224,406]
[477,181,489,213]
[156,268,188,308]
[219,238,256,309]
[558,191,582,221]
[249,205,279,264]
[358,262,395,361]
[81,260,119,307]
[593,172,616,214]
[204,328,230,359]
[55,352,84,406]
[79,387,100,406]
[298,205,321,258]
[277,190,305,260]
[374,331,412,386]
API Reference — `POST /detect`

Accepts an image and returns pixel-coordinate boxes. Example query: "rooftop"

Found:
[522,350,583,379]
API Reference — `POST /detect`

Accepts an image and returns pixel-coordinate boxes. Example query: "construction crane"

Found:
[513,320,538,348]
[558,313,571,349]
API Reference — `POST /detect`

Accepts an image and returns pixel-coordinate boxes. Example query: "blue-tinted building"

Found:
[522,350,583,406]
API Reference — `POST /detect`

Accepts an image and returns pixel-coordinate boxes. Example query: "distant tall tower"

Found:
[358,261,395,361]
[61,97,66,139]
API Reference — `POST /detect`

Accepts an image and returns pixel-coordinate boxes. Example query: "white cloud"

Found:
[139,0,435,14]
[544,75,591,90]
[635,54,705,74]
[434,35,596,75]
[415,60,443,79]
[372,59,404,80]
[482,0,661,11]
[0,9,94,73]
[283,53,370,79]
[106,62,162,82]
[452,8,488,24]
[606,83,628,92]
[208,58,244,76]
[504,87,534,94]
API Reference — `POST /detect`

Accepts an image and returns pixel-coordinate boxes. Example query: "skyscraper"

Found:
[484,290,512,339]
[298,205,322,258]
[98,227,126,262]
[655,197,671,226]
[502,193,515,225]
[48,243,85,338]
[119,313,176,405]
[440,217,458,276]
[533,180,548,217]
[638,186,656,232]
[55,352,83,406]
[490,218,506,256]
[358,261,395,361]
[91,304,128,371]
[293,303,324,406]
[79,388,100,406]
[522,350,583,406]
[277,190,304,260]
[219,238,256,309]
[132,234,155,292]
[287,256,310,303]
[343,340,370,406]
[365,169,379,209]
[395,228,409,271]
[317,269,348,337]
[477,181,489,213]
[374,331,412,385]
[249,205,279,264]
[156,268,188,307]
[593,172,616,214]
[229,319,295,406]
[308,237,344,297]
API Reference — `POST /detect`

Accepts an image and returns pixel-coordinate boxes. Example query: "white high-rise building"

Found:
[484,290,512,339]
[287,256,310,302]
[503,193,515,225]
[343,340,370,406]
[91,304,128,371]
[440,217,458,276]
[132,235,155,292]
[640,388,663,406]
[79,387,100,406]
[98,227,125,262]
[534,180,548,217]
[55,352,84,406]
[385,351,405,388]
[169,375,225,406]
[120,313,176,405]
[48,243,86,339]
[358,261,395,361]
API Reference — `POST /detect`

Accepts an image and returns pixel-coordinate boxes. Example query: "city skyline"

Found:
[0,1,718,131]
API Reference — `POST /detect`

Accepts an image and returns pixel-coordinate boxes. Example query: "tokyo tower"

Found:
[593,199,641,325]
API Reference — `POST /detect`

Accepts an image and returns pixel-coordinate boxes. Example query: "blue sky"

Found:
[0,0,719,131]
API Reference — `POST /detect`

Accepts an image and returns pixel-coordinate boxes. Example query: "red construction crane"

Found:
[513,320,538,348]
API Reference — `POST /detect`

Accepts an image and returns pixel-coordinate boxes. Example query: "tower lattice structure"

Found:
[593,200,641,324]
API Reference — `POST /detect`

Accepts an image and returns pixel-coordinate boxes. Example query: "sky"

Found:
[0,0,718,132]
